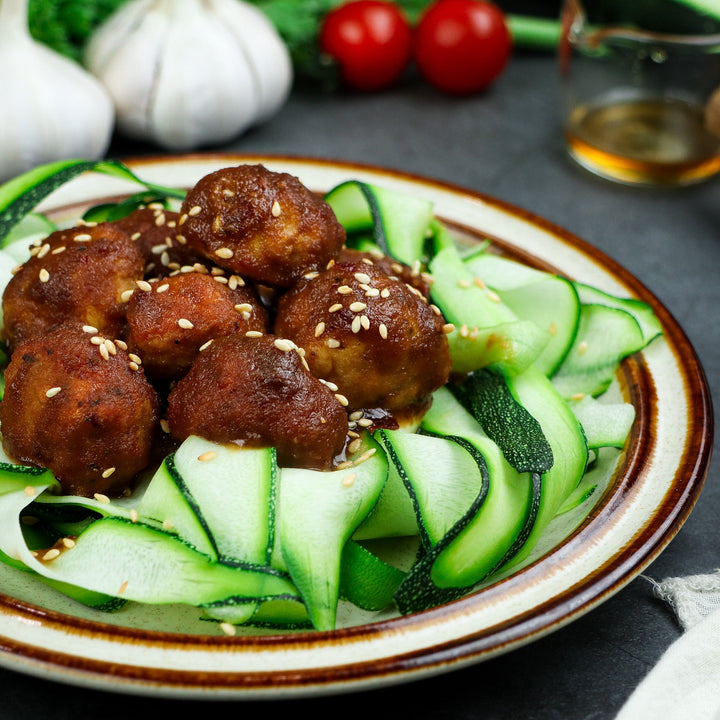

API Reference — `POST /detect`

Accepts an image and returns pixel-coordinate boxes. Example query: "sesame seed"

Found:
[115,339,128,351]
[188,205,202,216]
[45,387,62,398]
[362,258,374,265]
[460,324,469,338]
[121,289,134,302]
[577,340,589,356]
[37,243,50,259]
[379,323,388,339]
[102,467,116,479]
[442,323,455,334]
[357,418,373,427]
[274,338,295,352]
[271,200,282,217]
[94,493,110,503]
[327,338,340,348]
[354,272,372,284]
[430,304,442,316]
[213,275,228,284]
[199,340,213,351]
[136,280,152,292]
[178,214,187,226]
[176,234,187,244]
[360,315,370,330]
[314,322,326,337]
[130,232,142,241]
[42,548,61,561]
[129,361,139,371]
[571,393,586,401]
[351,316,362,333]
[62,537,75,548]
[328,303,342,313]
[215,247,234,259]
[365,288,380,297]
[155,213,166,226]
[118,580,129,595]
[160,419,170,433]
[38,268,50,283]
[82,325,98,334]
[548,322,558,336]
[98,343,110,360]
[458,279,471,288]
[90,336,104,345]
[220,622,237,637]
[487,290,501,303]
[156,283,170,293]
[11,264,23,275]
[222,188,235,197]
[337,285,353,295]
[235,303,253,314]
[177,318,194,329]
[380,288,391,298]
[245,330,263,338]
[474,277,486,289]
[349,410,364,421]
[130,509,139,523]
[198,451,217,462]
[73,233,92,242]
[347,438,362,454]
[349,302,367,312]
[335,393,349,406]
[104,339,117,355]
[24,486,36,497]
[342,473,357,487]
[162,519,174,530]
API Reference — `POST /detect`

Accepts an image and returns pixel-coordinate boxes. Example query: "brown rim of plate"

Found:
[0,154,712,693]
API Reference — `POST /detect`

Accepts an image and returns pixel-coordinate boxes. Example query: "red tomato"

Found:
[319,0,413,91]
[413,0,512,95]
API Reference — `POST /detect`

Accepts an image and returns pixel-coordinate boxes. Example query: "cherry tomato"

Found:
[319,0,413,91]
[413,0,512,95]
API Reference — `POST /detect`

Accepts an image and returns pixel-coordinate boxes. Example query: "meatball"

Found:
[337,247,432,299]
[113,206,203,277]
[178,164,346,287]
[2,223,143,352]
[274,258,452,412]
[167,333,349,470]
[125,271,269,380]
[0,324,160,497]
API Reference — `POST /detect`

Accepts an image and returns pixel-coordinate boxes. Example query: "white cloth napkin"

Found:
[615,570,720,719]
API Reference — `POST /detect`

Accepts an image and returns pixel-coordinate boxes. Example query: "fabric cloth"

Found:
[616,570,720,719]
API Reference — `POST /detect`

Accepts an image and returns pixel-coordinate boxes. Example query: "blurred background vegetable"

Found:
[84,0,293,151]
[0,0,114,181]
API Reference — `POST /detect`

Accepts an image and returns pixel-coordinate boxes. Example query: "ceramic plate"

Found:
[0,155,712,698]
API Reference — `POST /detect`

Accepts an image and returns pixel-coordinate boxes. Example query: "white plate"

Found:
[0,155,711,698]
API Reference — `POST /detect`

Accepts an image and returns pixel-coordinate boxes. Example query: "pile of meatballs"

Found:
[0,165,452,498]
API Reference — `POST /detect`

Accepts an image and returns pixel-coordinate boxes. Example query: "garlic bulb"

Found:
[0,0,114,182]
[85,0,294,151]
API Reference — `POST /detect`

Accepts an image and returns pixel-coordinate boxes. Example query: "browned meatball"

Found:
[166,333,349,470]
[2,223,143,352]
[178,164,346,287]
[125,271,269,380]
[337,247,433,299]
[0,324,160,497]
[113,206,204,277]
[274,258,452,412]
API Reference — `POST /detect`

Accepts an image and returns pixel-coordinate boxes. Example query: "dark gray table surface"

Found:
[1,49,717,720]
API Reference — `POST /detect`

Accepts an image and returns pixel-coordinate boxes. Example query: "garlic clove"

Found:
[0,0,114,182]
[149,0,261,150]
[90,7,173,142]
[209,0,293,123]
[84,0,156,77]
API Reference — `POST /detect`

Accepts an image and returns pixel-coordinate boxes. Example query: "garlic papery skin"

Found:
[85,0,294,151]
[0,0,114,182]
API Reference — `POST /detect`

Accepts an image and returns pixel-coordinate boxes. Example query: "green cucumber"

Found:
[551,304,647,399]
[276,432,388,630]
[172,437,277,568]
[463,251,581,376]
[325,180,434,265]
[0,159,185,244]
[389,388,539,613]
[0,212,57,263]
[569,395,636,450]
[429,245,550,374]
